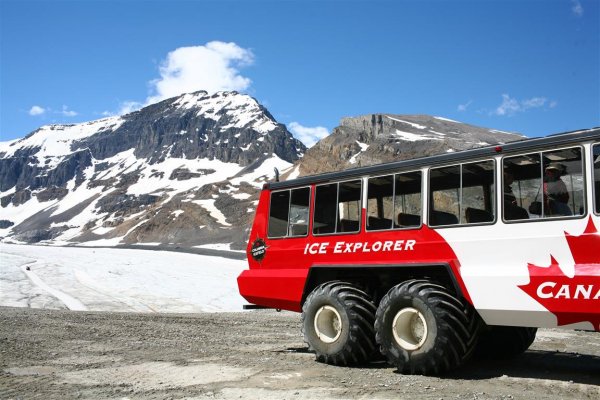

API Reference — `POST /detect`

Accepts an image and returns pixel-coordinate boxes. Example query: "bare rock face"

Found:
[297,114,524,176]
[37,186,69,202]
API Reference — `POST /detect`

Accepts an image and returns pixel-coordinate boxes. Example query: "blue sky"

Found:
[1,0,598,145]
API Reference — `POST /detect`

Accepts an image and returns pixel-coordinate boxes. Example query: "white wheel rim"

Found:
[314,305,342,343]
[392,307,428,350]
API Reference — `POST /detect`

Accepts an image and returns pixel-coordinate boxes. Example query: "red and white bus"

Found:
[237,128,600,375]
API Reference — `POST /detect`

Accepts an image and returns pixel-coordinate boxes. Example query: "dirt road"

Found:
[0,307,598,399]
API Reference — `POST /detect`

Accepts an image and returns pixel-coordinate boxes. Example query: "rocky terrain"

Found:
[295,114,524,176]
[0,307,598,400]
[0,92,526,249]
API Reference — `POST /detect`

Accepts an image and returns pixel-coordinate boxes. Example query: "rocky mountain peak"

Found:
[295,113,525,177]
[0,91,305,249]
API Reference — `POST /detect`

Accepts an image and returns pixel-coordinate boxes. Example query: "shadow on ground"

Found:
[447,350,600,385]
[282,346,600,385]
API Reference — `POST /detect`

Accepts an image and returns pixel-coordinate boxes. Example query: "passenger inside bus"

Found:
[543,163,572,216]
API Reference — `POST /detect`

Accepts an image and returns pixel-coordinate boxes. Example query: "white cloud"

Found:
[457,100,472,112]
[118,101,143,115]
[521,97,547,109]
[146,41,254,104]
[101,100,143,117]
[571,0,583,17]
[494,94,521,116]
[492,94,554,116]
[60,105,78,117]
[29,105,46,116]
[288,122,329,148]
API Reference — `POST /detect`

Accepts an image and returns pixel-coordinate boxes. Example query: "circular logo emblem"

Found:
[251,238,267,261]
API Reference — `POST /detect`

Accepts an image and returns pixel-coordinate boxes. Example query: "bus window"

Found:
[313,180,362,235]
[338,180,362,233]
[366,171,422,230]
[429,165,460,226]
[289,187,310,237]
[430,161,495,226]
[268,187,311,238]
[503,153,541,221]
[367,175,394,230]
[394,171,422,227]
[543,148,584,217]
[503,147,584,220]
[268,190,290,237]
[313,184,337,235]
[593,144,599,214]
[461,160,495,224]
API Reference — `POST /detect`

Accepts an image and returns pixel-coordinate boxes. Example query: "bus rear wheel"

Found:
[375,279,478,375]
[476,326,537,358]
[302,281,377,366]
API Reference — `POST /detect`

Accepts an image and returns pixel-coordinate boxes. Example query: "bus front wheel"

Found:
[302,281,377,366]
[375,279,478,375]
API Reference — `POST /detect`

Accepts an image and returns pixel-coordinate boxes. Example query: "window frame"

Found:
[592,142,600,216]
[428,158,497,229]
[266,185,312,239]
[365,169,424,232]
[313,178,363,237]
[500,145,587,224]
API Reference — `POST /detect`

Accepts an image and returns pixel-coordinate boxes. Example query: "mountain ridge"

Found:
[294,113,524,177]
[1,94,526,249]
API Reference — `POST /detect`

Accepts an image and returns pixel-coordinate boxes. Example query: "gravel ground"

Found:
[0,307,598,400]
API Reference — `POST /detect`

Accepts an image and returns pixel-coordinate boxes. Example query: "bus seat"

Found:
[289,223,308,236]
[367,216,392,230]
[397,212,421,227]
[430,210,458,226]
[339,219,359,232]
[465,207,493,223]
[505,204,529,220]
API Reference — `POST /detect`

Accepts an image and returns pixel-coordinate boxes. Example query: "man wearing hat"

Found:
[544,162,572,216]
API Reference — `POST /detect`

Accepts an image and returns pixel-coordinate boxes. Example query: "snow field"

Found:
[0,244,248,313]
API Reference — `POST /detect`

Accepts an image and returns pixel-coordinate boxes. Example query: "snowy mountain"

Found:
[292,114,525,177]
[0,91,305,249]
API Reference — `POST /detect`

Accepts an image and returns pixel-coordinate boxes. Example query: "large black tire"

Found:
[475,326,537,359]
[302,281,377,366]
[375,280,479,375]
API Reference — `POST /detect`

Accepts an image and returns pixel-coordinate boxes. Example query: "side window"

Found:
[503,153,540,221]
[314,180,362,235]
[395,171,422,227]
[594,144,600,214]
[289,187,310,236]
[503,147,584,220]
[268,190,290,237]
[367,175,394,230]
[430,165,460,226]
[313,184,337,234]
[268,188,311,238]
[430,160,495,226]
[461,161,495,224]
[338,180,362,233]
[366,171,422,231]
[543,148,584,217]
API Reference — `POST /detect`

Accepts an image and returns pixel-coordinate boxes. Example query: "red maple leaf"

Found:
[518,217,600,332]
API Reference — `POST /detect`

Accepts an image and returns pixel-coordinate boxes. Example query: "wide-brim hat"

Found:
[545,163,564,173]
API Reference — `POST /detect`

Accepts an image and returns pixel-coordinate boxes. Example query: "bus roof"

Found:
[267,127,600,190]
